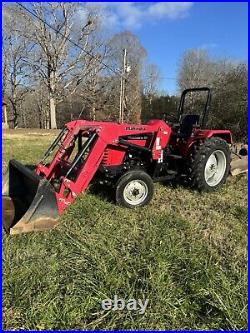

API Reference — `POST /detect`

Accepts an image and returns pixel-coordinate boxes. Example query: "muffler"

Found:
[2,160,59,235]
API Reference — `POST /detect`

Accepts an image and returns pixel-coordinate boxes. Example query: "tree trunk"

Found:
[49,95,57,129]
[45,107,50,129]
[21,103,26,128]
[3,104,8,125]
[38,105,43,129]
[22,110,27,128]
[91,106,96,120]
[12,102,18,129]
[48,70,57,129]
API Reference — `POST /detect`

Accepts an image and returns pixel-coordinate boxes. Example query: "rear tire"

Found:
[187,137,231,191]
[115,170,154,208]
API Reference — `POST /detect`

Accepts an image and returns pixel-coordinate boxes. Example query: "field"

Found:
[2,129,248,330]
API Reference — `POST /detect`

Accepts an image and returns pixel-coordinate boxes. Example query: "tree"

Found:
[15,2,105,129]
[141,93,179,123]
[73,52,109,121]
[211,63,248,141]
[2,4,32,128]
[178,49,218,90]
[142,63,161,118]
[177,48,248,141]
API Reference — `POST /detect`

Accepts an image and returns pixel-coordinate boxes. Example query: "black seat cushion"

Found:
[179,114,200,137]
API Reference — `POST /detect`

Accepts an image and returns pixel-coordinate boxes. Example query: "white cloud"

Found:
[147,2,193,19]
[85,2,193,30]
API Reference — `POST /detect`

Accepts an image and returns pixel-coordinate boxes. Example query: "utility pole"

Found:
[119,48,127,123]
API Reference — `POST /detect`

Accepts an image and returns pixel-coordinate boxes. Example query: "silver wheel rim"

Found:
[204,150,227,187]
[123,180,148,206]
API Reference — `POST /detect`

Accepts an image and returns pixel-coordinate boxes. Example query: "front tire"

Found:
[187,137,231,191]
[115,170,154,208]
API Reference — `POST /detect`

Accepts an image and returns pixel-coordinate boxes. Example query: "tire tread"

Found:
[187,137,231,191]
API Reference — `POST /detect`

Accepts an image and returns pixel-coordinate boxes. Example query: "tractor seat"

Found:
[173,114,200,138]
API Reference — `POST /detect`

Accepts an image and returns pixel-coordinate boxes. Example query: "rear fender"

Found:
[194,129,233,144]
[183,130,233,156]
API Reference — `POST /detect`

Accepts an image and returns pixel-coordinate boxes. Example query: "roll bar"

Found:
[177,87,212,128]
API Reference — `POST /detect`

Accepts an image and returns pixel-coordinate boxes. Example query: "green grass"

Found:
[2,134,248,330]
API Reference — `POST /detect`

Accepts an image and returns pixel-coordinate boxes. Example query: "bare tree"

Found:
[211,63,248,140]
[178,48,248,140]
[178,49,215,90]
[73,51,109,120]
[3,5,32,128]
[14,2,105,129]
[142,63,161,114]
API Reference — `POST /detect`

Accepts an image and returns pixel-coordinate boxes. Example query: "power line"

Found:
[16,2,123,78]
[17,3,174,85]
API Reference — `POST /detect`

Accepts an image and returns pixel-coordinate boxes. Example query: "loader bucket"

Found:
[2,160,59,235]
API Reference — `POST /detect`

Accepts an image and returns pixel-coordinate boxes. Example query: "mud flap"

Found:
[2,160,59,235]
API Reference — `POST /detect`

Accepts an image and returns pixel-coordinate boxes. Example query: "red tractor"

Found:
[3,88,233,234]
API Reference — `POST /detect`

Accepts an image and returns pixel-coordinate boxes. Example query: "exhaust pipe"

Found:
[2,160,59,235]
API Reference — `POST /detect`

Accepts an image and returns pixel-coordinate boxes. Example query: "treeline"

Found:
[2,3,155,128]
[143,50,248,141]
[177,50,248,141]
[2,3,248,142]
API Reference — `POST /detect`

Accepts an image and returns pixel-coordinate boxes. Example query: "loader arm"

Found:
[55,132,108,213]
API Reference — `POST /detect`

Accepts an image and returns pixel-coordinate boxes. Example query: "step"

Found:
[168,154,183,160]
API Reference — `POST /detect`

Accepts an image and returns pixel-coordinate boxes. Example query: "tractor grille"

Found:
[101,149,110,165]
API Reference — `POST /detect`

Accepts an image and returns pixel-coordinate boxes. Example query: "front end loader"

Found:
[2,119,171,234]
[2,88,247,235]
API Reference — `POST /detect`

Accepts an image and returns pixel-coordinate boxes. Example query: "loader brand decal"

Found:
[125,126,146,131]
[122,135,148,140]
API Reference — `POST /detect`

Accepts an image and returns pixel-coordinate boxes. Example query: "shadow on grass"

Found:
[158,176,191,191]
[88,182,115,203]
[88,177,192,205]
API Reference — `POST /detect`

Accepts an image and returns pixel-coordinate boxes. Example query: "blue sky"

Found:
[89,2,248,94]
